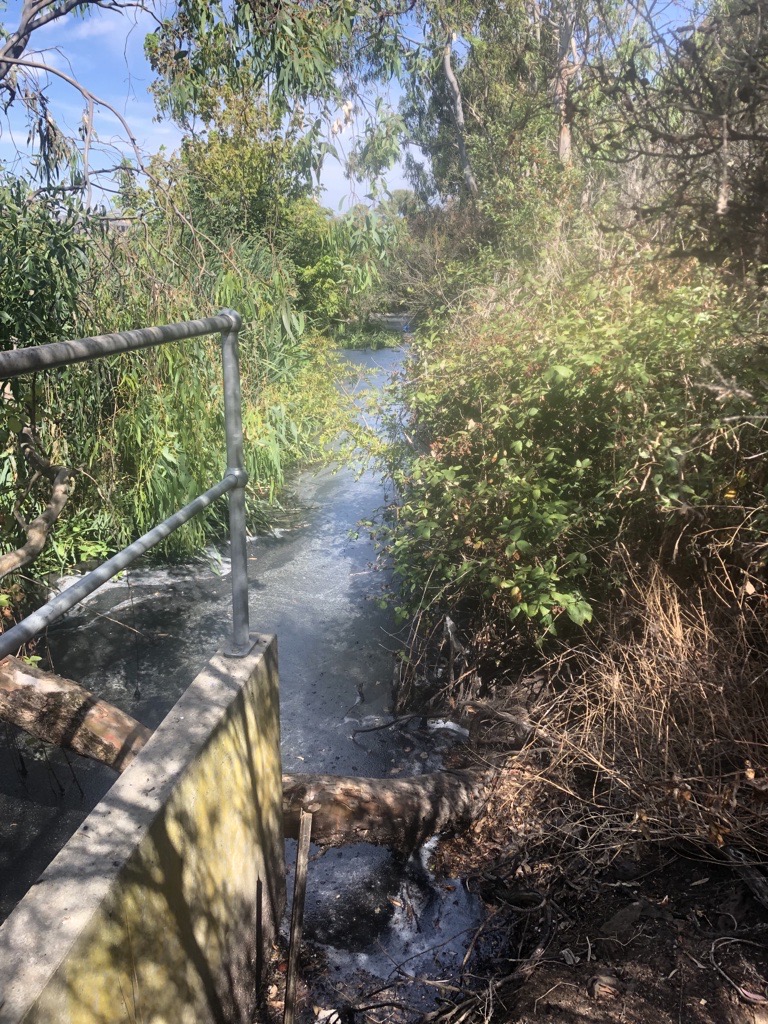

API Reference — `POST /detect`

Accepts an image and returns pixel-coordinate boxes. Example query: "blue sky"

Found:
[0,1,410,209]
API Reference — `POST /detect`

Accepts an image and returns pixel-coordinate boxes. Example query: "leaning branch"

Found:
[0,0,158,86]
[0,54,261,278]
[0,465,72,581]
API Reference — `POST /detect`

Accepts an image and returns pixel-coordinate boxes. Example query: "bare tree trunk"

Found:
[552,6,581,167]
[442,32,479,198]
[0,660,491,851]
[553,38,573,166]
[531,0,542,47]
[556,88,573,165]
[0,656,151,771]
[716,113,730,216]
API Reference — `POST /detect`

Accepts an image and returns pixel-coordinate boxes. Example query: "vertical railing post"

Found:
[220,309,252,655]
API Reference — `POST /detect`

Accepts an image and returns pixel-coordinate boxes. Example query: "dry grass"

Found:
[423,568,768,1024]
[400,562,768,888]
[477,567,768,876]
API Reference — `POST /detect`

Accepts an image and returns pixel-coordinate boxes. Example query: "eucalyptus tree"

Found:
[397,0,604,212]
[583,0,768,270]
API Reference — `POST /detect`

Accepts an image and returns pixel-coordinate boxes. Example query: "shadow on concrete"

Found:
[0,643,284,1024]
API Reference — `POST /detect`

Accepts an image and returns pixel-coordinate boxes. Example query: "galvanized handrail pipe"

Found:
[219,310,251,656]
[0,310,253,659]
[0,475,239,661]
[0,315,235,380]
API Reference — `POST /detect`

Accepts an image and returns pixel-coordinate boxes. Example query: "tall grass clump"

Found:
[461,565,768,876]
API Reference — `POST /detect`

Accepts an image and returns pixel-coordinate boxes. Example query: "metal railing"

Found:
[0,310,255,660]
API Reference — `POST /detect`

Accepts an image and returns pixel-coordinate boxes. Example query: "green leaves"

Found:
[0,177,87,352]
[0,156,359,578]
[147,0,405,132]
[373,255,768,646]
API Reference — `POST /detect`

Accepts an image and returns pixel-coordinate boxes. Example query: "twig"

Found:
[533,982,579,1014]
[709,938,768,1005]
[422,903,554,1023]
[352,713,420,737]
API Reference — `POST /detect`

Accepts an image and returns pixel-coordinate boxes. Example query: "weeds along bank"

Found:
[362,230,768,1021]
[0,176,359,598]
[380,251,768,647]
[372,229,768,868]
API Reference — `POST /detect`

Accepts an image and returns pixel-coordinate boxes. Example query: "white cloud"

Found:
[0,122,28,154]
[1,3,181,159]
[69,17,125,42]
[11,4,157,98]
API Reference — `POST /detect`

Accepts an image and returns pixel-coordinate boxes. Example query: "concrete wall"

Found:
[0,634,284,1024]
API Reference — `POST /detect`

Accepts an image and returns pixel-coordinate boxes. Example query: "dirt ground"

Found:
[510,865,768,1022]
[465,851,768,1023]
[266,836,768,1024]
[429,776,768,1024]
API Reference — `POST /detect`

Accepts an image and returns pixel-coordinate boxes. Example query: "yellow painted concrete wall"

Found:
[0,635,284,1024]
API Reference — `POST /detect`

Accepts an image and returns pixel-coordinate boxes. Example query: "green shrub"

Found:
[0,175,352,576]
[375,258,768,642]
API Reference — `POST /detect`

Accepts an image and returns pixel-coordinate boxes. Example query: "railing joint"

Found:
[219,308,243,333]
[225,468,249,489]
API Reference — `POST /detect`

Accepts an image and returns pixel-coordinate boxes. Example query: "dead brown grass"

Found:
[399,567,768,1023]
[463,566,768,881]
[546,567,768,859]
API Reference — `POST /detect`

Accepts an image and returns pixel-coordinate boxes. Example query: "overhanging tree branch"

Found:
[0,430,72,582]
[0,0,156,86]
[0,468,72,581]
[0,54,257,276]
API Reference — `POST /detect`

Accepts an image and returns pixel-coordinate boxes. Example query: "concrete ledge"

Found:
[0,634,284,1024]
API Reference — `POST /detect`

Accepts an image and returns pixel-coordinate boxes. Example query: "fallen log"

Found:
[0,655,151,771]
[0,657,490,850]
[282,769,488,851]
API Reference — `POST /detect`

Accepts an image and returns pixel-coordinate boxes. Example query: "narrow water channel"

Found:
[0,345,483,1014]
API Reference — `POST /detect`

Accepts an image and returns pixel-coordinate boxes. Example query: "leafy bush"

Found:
[375,257,768,643]
[0,173,352,577]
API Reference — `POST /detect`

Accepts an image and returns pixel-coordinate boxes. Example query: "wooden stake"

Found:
[284,808,312,1024]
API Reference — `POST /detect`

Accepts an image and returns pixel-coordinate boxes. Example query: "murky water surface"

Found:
[0,344,483,1010]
